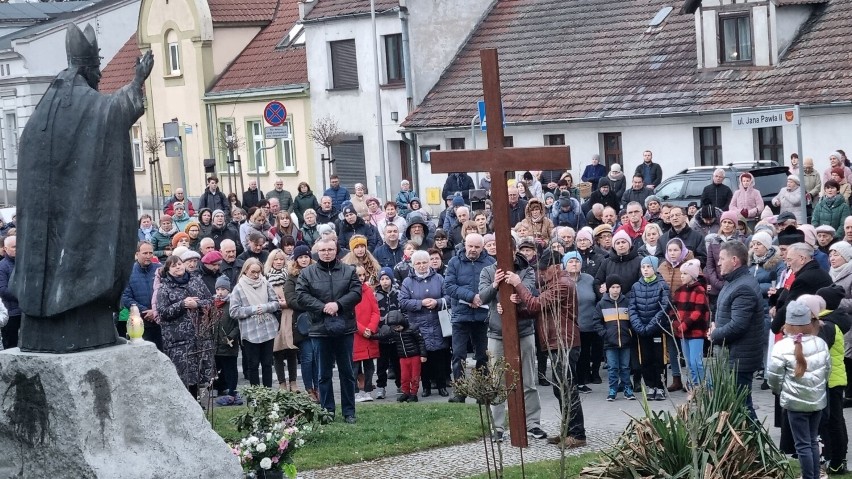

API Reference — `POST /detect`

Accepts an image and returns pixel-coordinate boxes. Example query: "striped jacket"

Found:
[593,294,632,349]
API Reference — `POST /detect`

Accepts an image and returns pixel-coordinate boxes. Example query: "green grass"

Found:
[211,402,484,471]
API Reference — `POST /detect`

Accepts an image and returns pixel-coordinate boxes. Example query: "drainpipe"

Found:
[399,4,414,111]
[370,0,389,200]
[400,131,418,194]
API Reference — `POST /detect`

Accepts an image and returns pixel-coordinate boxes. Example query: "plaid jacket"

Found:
[671,281,710,339]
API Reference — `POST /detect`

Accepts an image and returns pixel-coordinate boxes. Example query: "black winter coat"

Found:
[594,294,632,349]
[377,311,427,358]
[594,249,642,295]
[701,183,733,211]
[296,259,362,337]
[711,266,765,374]
[577,246,606,279]
[771,260,833,334]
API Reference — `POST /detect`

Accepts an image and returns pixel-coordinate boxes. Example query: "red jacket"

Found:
[670,281,710,339]
[353,282,380,361]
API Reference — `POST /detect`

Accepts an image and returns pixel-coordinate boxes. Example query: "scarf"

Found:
[830,260,852,282]
[644,243,658,256]
[415,268,430,279]
[238,275,270,306]
[167,272,190,285]
[643,274,657,283]
[140,226,154,241]
[159,224,178,236]
[267,267,287,288]
[751,247,776,266]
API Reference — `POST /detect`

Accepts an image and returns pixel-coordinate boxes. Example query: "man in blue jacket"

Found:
[323,174,351,211]
[444,233,496,403]
[121,241,162,350]
[373,223,404,268]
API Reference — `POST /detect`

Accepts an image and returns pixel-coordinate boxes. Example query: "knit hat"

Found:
[593,224,613,237]
[342,206,357,217]
[434,228,448,240]
[577,227,594,244]
[215,275,231,291]
[184,221,200,233]
[160,214,173,224]
[641,255,659,272]
[777,225,805,246]
[172,246,188,258]
[610,163,621,172]
[750,231,773,251]
[612,229,631,246]
[830,241,852,262]
[379,267,394,281]
[518,236,536,250]
[483,233,496,244]
[785,300,812,326]
[201,250,223,265]
[212,209,226,218]
[544,192,555,203]
[798,224,817,247]
[292,244,311,260]
[180,250,200,261]
[787,175,800,185]
[349,235,368,250]
[171,232,190,248]
[644,195,661,208]
[720,210,738,225]
[815,225,836,236]
[753,224,776,237]
[798,294,826,319]
[452,194,465,207]
[817,285,845,310]
[699,203,715,220]
[679,259,701,282]
[605,274,624,291]
[562,251,581,265]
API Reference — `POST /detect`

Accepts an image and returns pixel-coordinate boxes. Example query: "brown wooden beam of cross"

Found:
[429,49,570,448]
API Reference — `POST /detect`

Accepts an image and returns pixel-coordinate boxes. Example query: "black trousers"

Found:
[820,386,848,469]
[274,349,299,384]
[637,335,664,389]
[142,320,163,352]
[422,348,451,389]
[243,339,274,387]
[376,342,400,389]
[577,331,603,384]
[549,347,586,440]
[215,355,238,395]
[1,314,19,349]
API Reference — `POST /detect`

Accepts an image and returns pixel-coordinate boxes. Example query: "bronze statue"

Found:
[11,24,154,353]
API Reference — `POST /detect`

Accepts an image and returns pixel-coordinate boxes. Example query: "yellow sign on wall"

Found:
[426,187,441,205]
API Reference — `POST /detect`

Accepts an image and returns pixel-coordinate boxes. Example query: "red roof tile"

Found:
[207,0,277,24]
[303,0,398,21]
[99,33,138,94]
[210,0,307,93]
[403,0,852,129]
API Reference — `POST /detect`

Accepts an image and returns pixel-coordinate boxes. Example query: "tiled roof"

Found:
[99,33,138,94]
[775,0,827,5]
[403,0,852,129]
[207,0,277,24]
[302,0,398,22]
[209,0,307,93]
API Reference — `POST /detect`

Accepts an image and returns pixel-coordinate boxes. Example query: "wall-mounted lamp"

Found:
[390,111,399,122]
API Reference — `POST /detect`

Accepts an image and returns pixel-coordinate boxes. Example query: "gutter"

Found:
[203,84,309,102]
[300,7,398,25]
[399,101,852,133]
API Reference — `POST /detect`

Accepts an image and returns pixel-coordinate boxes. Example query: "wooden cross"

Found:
[429,49,571,448]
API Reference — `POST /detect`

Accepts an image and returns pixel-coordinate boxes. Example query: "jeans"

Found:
[680,338,705,386]
[667,335,681,378]
[215,355,238,396]
[488,335,542,431]
[605,347,631,393]
[299,339,319,391]
[549,347,585,440]
[736,370,756,420]
[399,356,422,395]
[788,409,823,479]
[316,334,356,418]
[243,339,274,387]
[451,322,488,381]
[353,359,376,392]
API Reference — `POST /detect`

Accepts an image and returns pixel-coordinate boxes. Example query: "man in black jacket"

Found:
[633,150,663,189]
[199,176,228,212]
[701,169,733,211]
[442,172,475,203]
[662,206,707,267]
[508,186,527,228]
[770,241,832,335]
[585,178,620,213]
[296,237,362,423]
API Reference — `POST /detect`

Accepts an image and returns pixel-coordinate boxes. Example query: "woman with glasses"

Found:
[230,257,284,387]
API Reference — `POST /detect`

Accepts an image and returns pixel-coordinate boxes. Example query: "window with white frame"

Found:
[276,118,296,172]
[166,30,181,75]
[248,120,267,173]
[131,124,143,170]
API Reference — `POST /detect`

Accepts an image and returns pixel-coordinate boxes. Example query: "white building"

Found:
[0,0,140,206]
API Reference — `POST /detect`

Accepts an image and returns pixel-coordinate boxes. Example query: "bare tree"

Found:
[308,116,343,189]
[216,126,245,196]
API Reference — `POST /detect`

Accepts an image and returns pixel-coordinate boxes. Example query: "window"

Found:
[603,132,623,168]
[697,127,723,166]
[4,113,17,169]
[684,180,706,199]
[449,138,465,150]
[720,15,752,63]
[218,121,237,173]
[503,136,514,147]
[545,134,565,146]
[757,126,783,163]
[248,120,267,173]
[384,34,404,84]
[131,124,143,170]
[655,179,684,201]
[330,39,358,89]
[165,30,181,75]
[276,118,296,173]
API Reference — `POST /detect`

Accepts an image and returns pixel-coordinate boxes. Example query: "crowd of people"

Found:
[2,149,852,471]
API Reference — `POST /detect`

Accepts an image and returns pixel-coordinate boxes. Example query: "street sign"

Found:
[732,108,799,130]
[264,101,287,126]
[477,99,506,131]
[163,121,181,158]
[264,126,290,139]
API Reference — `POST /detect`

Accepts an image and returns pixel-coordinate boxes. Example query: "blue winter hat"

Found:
[379,267,394,281]
[562,251,581,267]
[452,194,465,207]
[641,255,659,272]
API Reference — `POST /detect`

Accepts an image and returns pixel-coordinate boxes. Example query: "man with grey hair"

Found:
[266,179,293,212]
[701,168,733,210]
[316,195,339,225]
[199,237,216,256]
[844,216,852,245]
[771,242,832,335]
[445,233,496,403]
[448,205,470,245]
[554,226,576,249]
[508,185,527,228]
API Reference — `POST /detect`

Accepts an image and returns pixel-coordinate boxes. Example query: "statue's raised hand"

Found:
[136,51,154,83]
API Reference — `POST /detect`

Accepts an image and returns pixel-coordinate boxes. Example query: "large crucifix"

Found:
[429,49,571,448]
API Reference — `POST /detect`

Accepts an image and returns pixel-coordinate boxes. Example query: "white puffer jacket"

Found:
[766,334,830,412]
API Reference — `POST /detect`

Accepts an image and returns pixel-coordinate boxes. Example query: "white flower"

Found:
[248,436,259,445]
[266,433,273,441]
[256,443,267,453]
[260,457,272,470]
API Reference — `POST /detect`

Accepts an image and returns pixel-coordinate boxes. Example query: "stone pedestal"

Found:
[0,342,243,478]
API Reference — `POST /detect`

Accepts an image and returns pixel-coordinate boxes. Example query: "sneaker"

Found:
[492,430,504,443]
[215,395,235,406]
[408,395,419,402]
[375,387,386,399]
[362,392,374,402]
[624,387,636,400]
[397,393,409,402]
[647,388,658,401]
[560,436,587,449]
[578,385,593,394]
[344,416,356,424]
[827,462,848,475]
[355,392,368,403]
[656,388,667,401]
[527,427,548,439]
[606,389,616,401]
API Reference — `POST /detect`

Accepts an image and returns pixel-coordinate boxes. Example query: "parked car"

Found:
[653,162,790,213]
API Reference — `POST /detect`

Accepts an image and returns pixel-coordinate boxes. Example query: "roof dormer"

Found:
[684,0,825,70]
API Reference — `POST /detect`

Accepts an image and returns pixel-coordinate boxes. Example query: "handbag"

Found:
[438,299,452,337]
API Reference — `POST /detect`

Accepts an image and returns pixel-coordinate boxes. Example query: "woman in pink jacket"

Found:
[728,172,763,221]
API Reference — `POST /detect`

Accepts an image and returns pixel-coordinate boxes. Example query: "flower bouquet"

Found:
[231,416,306,479]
